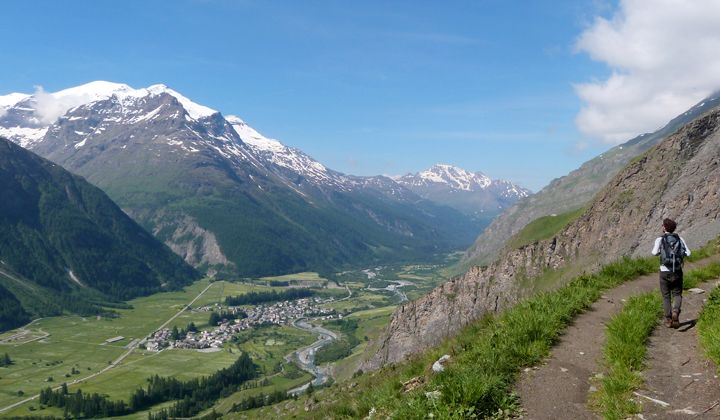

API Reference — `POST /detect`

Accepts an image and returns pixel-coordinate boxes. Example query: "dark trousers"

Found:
[659,270,683,319]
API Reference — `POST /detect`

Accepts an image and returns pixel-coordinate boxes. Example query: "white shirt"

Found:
[651,235,691,271]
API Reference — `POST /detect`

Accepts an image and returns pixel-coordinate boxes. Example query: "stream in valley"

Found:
[285,319,338,395]
[285,277,415,395]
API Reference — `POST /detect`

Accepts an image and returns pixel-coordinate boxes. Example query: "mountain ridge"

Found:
[395,164,530,226]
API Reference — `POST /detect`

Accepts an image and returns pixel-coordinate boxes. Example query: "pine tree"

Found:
[0,353,11,366]
[170,326,179,340]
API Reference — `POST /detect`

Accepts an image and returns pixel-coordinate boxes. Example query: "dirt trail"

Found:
[515,256,720,420]
[639,279,720,418]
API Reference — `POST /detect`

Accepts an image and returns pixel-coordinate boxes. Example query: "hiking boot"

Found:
[671,310,680,328]
[664,318,673,328]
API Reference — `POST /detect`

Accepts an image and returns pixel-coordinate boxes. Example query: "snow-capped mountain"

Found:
[0,81,218,149]
[399,164,528,197]
[0,81,483,276]
[407,164,493,191]
[225,115,417,199]
[396,164,530,225]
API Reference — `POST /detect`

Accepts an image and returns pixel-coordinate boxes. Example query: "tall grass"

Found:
[593,293,661,420]
[683,262,720,289]
[320,257,657,419]
[698,278,720,371]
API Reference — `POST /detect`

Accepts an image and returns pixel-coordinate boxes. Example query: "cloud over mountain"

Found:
[574,0,720,144]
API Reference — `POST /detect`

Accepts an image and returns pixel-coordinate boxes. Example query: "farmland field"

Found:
[0,254,458,417]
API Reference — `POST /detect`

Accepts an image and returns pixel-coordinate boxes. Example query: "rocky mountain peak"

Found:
[394,164,530,226]
[226,114,338,186]
[399,163,529,198]
[411,163,491,191]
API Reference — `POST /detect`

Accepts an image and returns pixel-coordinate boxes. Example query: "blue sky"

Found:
[3,0,716,191]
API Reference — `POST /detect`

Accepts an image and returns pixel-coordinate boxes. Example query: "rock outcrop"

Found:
[363,109,720,370]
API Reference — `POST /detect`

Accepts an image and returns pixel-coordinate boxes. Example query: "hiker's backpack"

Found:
[660,233,685,272]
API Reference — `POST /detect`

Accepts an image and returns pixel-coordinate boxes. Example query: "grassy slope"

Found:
[699,287,720,370]
[448,207,585,278]
[505,207,585,251]
[695,238,720,371]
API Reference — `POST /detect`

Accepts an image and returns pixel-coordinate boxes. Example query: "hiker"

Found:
[651,218,691,328]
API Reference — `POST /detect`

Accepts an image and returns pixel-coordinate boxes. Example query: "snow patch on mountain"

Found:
[52,81,134,101]
[31,82,135,125]
[226,116,284,152]
[126,85,217,120]
[0,126,48,148]
[227,115,333,184]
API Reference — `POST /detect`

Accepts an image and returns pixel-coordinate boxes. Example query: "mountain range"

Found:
[396,164,530,227]
[0,82,527,277]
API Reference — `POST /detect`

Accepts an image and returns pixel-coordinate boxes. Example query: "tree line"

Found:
[208,309,247,326]
[225,288,315,306]
[230,389,294,412]
[39,352,258,418]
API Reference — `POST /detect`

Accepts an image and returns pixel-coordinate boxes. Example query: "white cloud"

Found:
[32,85,99,125]
[574,0,720,144]
[33,85,110,125]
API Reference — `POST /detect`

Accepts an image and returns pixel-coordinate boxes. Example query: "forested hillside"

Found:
[0,137,199,329]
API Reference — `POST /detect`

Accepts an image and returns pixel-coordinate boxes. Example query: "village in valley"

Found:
[144,296,339,352]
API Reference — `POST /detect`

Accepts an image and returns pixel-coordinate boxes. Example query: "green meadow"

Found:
[0,279,279,417]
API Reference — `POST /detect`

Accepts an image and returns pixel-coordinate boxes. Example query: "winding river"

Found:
[285,319,338,395]
[284,279,414,395]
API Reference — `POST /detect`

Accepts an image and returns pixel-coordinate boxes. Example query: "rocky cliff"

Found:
[363,108,720,370]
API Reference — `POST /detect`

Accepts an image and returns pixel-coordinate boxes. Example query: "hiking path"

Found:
[515,256,720,419]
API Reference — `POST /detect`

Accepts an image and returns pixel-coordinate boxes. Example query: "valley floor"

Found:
[0,256,457,418]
